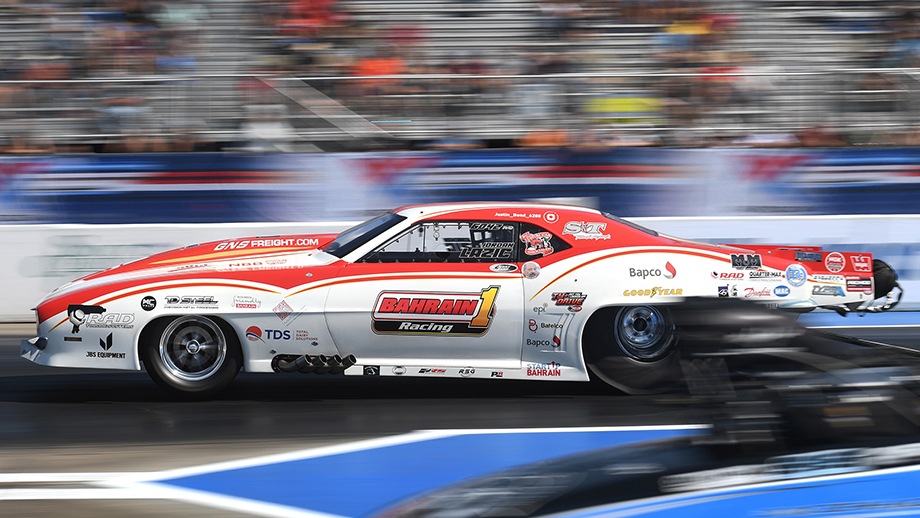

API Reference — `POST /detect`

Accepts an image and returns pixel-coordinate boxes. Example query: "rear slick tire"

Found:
[583,305,681,394]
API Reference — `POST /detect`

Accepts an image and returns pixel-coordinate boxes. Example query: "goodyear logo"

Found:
[372,287,499,335]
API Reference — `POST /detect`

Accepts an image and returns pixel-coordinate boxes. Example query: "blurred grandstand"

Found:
[2,0,919,152]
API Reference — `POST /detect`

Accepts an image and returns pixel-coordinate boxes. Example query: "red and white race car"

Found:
[22,202,901,397]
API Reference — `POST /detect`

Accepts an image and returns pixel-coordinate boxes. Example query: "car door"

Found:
[324,220,524,368]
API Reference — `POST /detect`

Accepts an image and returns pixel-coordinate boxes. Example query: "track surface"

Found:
[0,322,916,517]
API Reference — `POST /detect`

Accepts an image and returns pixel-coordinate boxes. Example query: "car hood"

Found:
[39,233,341,305]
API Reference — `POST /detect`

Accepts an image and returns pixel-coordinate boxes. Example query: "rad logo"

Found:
[712,272,744,280]
[67,304,135,333]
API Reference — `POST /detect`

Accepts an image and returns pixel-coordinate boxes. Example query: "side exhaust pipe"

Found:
[276,354,313,373]
[335,354,357,373]
[273,353,358,374]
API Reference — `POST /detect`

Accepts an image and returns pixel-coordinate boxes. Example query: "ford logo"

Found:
[774,285,791,297]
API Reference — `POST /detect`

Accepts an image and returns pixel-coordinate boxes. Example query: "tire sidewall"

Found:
[142,316,242,399]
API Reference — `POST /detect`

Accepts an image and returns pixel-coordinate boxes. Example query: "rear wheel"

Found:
[583,305,681,394]
[142,315,242,399]
[583,298,804,394]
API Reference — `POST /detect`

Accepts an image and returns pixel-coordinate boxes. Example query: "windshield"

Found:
[602,211,658,236]
[323,212,407,258]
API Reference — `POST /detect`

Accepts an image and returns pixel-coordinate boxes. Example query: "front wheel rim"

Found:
[614,306,674,361]
[158,316,227,382]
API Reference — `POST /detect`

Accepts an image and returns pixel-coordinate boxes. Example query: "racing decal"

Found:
[562,221,611,241]
[712,272,744,280]
[526,338,556,348]
[273,300,293,321]
[371,286,500,335]
[233,295,262,309]
[522,261,541,279]
[214,238,319,251]
[623,287,683,298]
[526,361,562,377]
[543,211,558,224]
[491,371,504,377]
[489,263,517,273]
[795,251,822,262]
[774,285,791,297]
[67,304,135,333]
[731,254,762,270]
[459,243,514,260]
[493,211,543,219]
[551,292,587,307]
[85,333,126,359]
[164,295,218,309]
[748,270,782,280]
[785,264,808,287]
[811,274,845,284]
[246,326,292,342]
[824,252,845,273]
[718,285,738,298]
[846,278,873,293]
[459,368,475,377]
[140,296,156,311]
[528,319,538,332]
[812,285,845,297]
[520,231,554,256]
[418,368,447,374]
[851,255,872,273]
[630,262,676,279]
[742,287,772,298]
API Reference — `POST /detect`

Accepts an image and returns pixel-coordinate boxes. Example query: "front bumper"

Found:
[21,336,48,363]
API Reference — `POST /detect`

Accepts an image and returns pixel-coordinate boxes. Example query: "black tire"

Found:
[583,305,681,394]
[142,315,242,399]
[873,258,898,299]
[583,298,804,394]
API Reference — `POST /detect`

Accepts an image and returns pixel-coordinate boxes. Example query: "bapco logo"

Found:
[629,262,676,279]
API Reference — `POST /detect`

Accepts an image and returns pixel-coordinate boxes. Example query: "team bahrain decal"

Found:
[372,286,499,335]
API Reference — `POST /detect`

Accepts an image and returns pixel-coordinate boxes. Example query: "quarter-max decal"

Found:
[372,287,500,335]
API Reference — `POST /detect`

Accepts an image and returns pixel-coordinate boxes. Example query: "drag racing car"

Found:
[21,202,901,397]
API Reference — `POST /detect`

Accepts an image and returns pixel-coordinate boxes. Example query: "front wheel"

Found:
[142,315,242,399]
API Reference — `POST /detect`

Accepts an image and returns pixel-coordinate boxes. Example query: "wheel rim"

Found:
[159,316,227,382]
[613,306,674,361]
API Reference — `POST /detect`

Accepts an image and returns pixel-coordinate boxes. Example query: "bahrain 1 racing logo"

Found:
[372,287,500,335]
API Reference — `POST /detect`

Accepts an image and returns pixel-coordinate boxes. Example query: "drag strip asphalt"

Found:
[0,320,917,517]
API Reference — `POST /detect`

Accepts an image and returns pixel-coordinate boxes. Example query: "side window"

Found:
[518,222,571,261]
[361,221,518,263]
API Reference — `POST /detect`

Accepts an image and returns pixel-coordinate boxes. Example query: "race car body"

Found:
[22,202,901,396]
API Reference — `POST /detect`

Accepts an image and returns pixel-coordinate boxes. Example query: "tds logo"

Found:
[372,287,499,335]
[245,326,291,342]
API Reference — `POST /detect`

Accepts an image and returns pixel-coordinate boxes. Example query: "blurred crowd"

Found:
[1,0,920,153]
